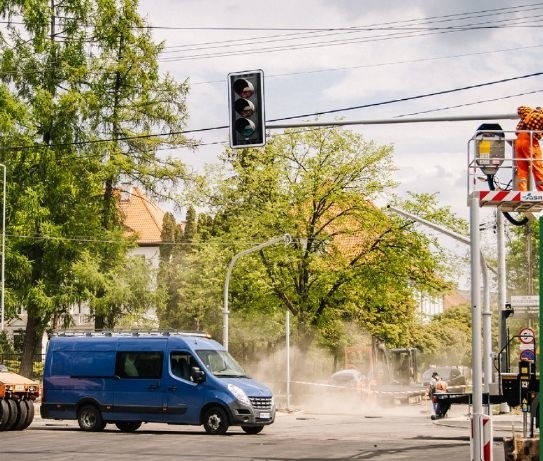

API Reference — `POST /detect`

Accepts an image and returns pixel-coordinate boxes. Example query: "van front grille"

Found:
[249,396,272,410]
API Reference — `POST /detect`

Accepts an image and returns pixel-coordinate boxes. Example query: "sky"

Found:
[136,0,542,243]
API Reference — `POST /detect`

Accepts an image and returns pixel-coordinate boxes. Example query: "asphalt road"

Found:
[0,402,523,461]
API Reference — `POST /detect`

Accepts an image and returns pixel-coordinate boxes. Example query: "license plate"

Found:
[259,412,271,419]
[15,385,24,391]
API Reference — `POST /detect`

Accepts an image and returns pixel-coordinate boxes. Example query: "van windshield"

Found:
[196,350,248,378]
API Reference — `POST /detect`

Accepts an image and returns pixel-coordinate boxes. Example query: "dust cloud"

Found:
[245,344,430,417]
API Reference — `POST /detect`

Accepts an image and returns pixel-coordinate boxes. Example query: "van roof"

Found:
[50,330,211,339]
[48,331,222,351]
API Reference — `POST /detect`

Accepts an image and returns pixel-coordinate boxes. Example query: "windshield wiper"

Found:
[215,373,249,378]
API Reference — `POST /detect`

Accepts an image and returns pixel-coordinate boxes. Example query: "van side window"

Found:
[170,352,196,381]
[115,352,163,379]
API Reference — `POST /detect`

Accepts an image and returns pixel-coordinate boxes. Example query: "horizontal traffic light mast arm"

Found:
[266,113,518,129]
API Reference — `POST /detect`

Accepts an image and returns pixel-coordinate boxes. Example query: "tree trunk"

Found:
[19,311,39,378]
[296,322,315,353]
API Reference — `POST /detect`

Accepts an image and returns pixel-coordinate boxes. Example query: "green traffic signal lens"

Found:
[235,118,256,137]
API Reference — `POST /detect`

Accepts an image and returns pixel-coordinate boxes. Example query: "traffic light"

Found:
[502,302,514,319]
[228,70,265,148]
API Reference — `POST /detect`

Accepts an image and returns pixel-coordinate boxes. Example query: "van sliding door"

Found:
[111,351,164,422]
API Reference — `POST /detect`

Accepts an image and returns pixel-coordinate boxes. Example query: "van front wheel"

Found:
[202,406,229,435]
[77,405,106,432]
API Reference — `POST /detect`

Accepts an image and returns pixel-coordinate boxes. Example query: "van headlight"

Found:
[228,384,251,406]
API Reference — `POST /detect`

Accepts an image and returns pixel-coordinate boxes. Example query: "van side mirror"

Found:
[191,366,205,383]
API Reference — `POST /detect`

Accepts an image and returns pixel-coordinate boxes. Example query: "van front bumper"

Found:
[229,403,275,426]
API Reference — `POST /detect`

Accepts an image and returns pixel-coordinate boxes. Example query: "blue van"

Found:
[40,332,275,435]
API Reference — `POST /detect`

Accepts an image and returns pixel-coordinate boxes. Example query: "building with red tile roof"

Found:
[119,186,166,246]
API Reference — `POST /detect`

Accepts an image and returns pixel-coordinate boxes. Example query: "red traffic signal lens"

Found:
[232,78,254,98]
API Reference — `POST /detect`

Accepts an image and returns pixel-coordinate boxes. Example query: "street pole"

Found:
[470,194,484,461]
[497,211,509,415]
[286,310,291,411]
[223,234,291,350]
[0,163,5,332]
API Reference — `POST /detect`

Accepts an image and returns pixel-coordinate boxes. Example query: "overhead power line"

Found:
[267,71,543,122]
[159,17,543,62]
[190,44,543,86]
[148,2,543,32]
[157,4,543,61]
[1,71,539,152]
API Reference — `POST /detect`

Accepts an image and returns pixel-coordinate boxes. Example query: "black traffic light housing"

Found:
[228,70,265,148]
[502,302,514,319]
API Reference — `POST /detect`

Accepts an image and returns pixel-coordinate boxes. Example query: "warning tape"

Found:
[288,380,469,396]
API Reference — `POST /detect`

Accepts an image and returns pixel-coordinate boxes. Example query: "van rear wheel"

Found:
[202,406,229,435]
[115,421,142,432]
[77,404,106,432]
[242,425,264,434]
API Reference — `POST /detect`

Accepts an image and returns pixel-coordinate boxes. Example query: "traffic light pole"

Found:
[223,234,290,350]
[266,113,518,129]
[470,194,484,461]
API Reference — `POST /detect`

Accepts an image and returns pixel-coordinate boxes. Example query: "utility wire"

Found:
[2,4,541,61]
[2,42,541,81]
[190,44,543,86]
[396,89,543,117]
[159,6,543,54]
[267,71,543,122]
[160,17,543,61]
[147,2,543,32]
[2,71,539,152]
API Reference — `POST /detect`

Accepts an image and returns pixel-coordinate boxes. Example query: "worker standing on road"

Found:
[514,105,543,191]
[427,372,439,416]
[431,377,448,420]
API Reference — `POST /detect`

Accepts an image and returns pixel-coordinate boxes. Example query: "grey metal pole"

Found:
[496,211,509,413]
[481,259,492,393]
[267,113,518,130]
[286,310,291,411]
[223,234,291,350]
[470,194,483,460]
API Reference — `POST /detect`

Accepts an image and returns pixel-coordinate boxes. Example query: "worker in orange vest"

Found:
[515,105,543,191]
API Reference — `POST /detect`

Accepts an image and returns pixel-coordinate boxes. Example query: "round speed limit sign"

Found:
[519,327,535,344]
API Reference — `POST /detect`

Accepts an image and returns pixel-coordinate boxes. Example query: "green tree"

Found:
[72,250,159,329]
[417,304,472,367]
[183,128,452,353]
[157,208,224,333]
[0,0,191,375]
[507,220,539,296]
[86,0,190,328]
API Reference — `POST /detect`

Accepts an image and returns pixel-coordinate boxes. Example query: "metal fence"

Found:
[0,354,45,380]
